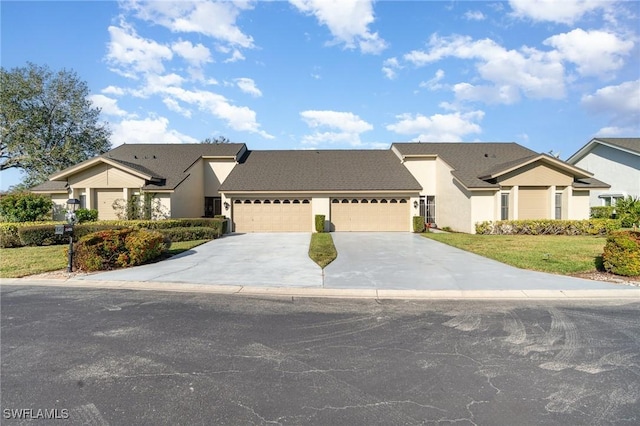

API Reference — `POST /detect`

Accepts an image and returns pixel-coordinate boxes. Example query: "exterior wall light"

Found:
[413,200,419,209]
[224,201,230,211]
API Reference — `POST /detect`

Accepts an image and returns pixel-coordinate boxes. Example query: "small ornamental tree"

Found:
[0,192,53,222]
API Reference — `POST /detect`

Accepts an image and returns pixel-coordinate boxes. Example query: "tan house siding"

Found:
[171,160,204,218]
[68,164,146,188]
[402,158,436,194]
[518,187,549,219]
[93,189,123,220]
[569,190,590,219]
[499,162,573,186]
[51,194,69,221]
[436,158,472,233]
[312,197,331,232]
[204,159,236,196]
[471,192,497,229]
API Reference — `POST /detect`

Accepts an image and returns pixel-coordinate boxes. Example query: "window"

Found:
[283,200,290,204]
[390,199,398,203]
[243,200,251,204]
[599,194,624,206]
[254,200,261,204]
[381,199,388,203]
[302,199,310,204]
[371,199,378,203]
[293,200,300,204]
[426,196,436,224]
[263,200,271,204]
[352,199,359,203]
[555,193,562,220]
[500,193,509,220]
[361,199,368,203]
[400,199,407,203]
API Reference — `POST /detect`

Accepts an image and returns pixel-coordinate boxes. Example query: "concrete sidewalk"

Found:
[2,278,640,300]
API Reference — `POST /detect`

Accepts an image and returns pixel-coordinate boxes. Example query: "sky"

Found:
[1,0,639,190]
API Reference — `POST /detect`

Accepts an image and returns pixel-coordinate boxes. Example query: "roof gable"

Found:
[219,150,421,192]
[48,143,247,191]
[567,137,640,164]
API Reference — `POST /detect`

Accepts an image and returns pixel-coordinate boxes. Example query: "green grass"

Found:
[422,233,606,275]
[0,239,211,278]
[309,233,338,268]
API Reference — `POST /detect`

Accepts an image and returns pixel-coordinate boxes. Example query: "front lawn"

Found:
[0,239,211,278]
[309,233,338,268]
[422,233,605,275]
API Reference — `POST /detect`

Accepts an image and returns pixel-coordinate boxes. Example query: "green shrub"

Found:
[157,227,221,242]
[18,225,68,246]
[614,196,640,228]
[0,223,21,248]
[75,208,99,223]
[602,231,640,276]
[214,215,228,233]
[0,192,54,222]
[315,214,326,233]
[413,216,425,233]
[73,228,166,272]
[591,206,614,219]
[475,219,621,236]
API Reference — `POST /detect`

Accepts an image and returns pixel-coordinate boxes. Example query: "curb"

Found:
[2,278,640,300]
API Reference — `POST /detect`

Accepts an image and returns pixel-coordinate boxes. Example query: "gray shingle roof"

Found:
[43,143,245,191]
[595,138,640,155]
[219,150,422,192]
[30,180,68,192]
[393,142,540,188]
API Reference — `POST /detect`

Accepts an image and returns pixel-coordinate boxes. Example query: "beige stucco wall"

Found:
[68,164,146,188]
[204,159,237,196]
[471,191,498,231]
[170,160,204,218]
[498,162,574,186]
[152,193,172,219]
[312,197,331,232]
[402,158,436,194]
[569,190,590,219]
[51,194,69,221]
[436,158,472,233]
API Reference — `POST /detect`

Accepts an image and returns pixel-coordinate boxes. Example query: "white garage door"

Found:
[233,199,311,232]
[94,189,123,220]
[518,187,549,219]
[331,198,409,231]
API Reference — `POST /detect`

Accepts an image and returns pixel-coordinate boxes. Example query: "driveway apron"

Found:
[78,233,322,287]
[324,233,619,290]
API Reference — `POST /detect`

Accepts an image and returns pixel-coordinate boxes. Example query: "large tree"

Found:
[0,63,112,187]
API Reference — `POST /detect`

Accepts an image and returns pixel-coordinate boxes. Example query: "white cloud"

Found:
[111,116,200,146]
[162,97,192,118]
[300,110,373,146]
[382,57,401,80]
[464,10,486,21]
[386,110,484,142]
[89,94,128,117]
[544,29,634,78]
[235,78,262,97]
[290,0,387,54]
[102,85,126,96]
[419,69,446,91]
[122,0,255,48]
[106,23,173,78]
[509,0,607,25]
[223,49,246,63]
[404,34,565,103]
[171,40,212,67]
[581,80,640,135]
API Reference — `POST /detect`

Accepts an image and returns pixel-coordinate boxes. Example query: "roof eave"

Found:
[482,154,592,180]
[50,157,155,181]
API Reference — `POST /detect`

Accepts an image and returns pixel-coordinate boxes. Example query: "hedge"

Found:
[413,216,425,233]
[0,218,225,248]
[591,206,615,219]
[315,215,326,233]
[602,231,640,276]
[475,219,621,236]
[157,226,222,242]
[73,229,167,272]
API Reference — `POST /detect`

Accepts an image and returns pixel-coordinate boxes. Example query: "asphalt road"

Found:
[2,285,639,425]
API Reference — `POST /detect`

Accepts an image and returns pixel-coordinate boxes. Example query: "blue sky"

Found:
[1,0,639,190]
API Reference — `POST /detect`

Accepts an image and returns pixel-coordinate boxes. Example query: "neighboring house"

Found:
[31,141,609,233]
[566,137,640,207]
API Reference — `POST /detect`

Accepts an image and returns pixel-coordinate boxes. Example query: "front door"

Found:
[205,197,222,217]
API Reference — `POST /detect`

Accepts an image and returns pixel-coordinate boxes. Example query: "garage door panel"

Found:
[331,198,409,231]
[233,199,311,232]
[94,189,122,220]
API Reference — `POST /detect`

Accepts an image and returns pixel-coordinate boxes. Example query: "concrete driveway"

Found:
[324,233,619,291]
[78,233,322,287]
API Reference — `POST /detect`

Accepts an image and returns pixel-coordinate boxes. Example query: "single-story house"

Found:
[566,137,639,207]
[31,141,610,233]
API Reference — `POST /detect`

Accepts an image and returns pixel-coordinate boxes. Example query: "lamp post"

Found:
[66,198,81,272]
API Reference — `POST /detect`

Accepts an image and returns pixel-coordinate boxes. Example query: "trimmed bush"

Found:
[0,223,21,248]
[315,214,326,233]
[75,209,99,223]
[157,226,221,242]
[0,192,54,222]
[615,196,640,228]
[591,206,614,219]
[18,225,68,246]
[475,219,621,236]
[73,228,166,272]
[602,231,640,276]
[413,216,425,233]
